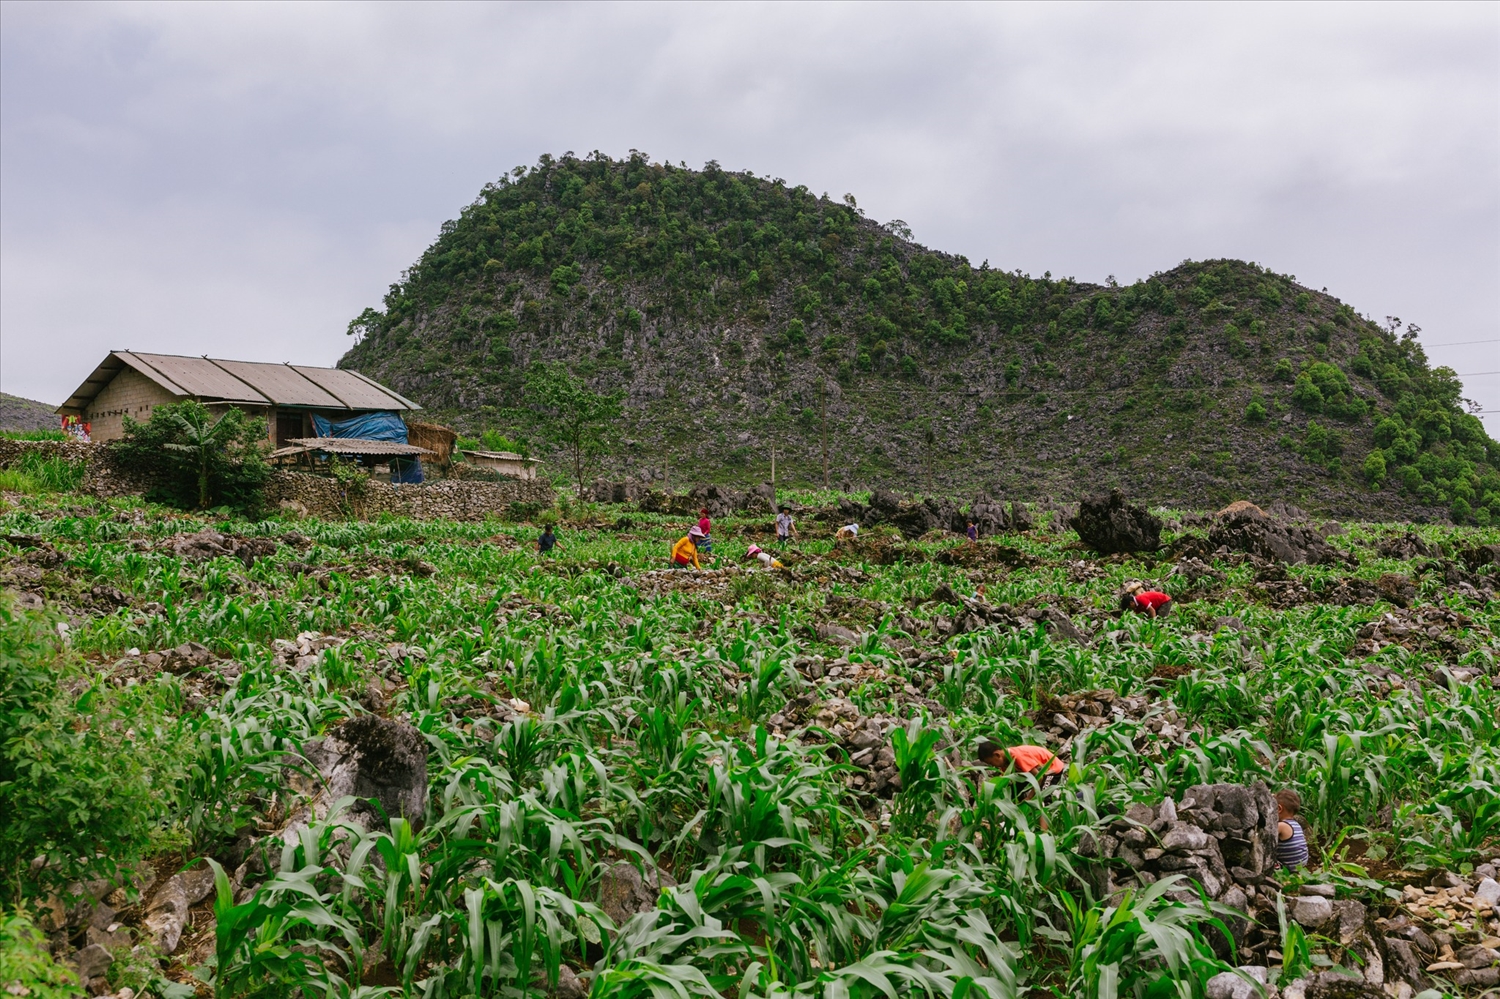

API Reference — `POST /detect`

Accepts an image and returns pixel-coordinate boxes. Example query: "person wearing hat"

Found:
[835,523,859,541]
[744,544,784,569]
[1119,581,1172,618]
[672,526,705,568]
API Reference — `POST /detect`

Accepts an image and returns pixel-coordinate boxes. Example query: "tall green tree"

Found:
[524,362,623,500]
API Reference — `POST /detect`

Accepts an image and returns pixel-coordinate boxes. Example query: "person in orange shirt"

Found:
[977,741,1065,796]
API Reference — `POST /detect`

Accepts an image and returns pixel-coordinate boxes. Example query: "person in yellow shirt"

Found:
[671,526,704,568]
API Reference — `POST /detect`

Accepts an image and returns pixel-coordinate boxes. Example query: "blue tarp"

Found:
[311,410,409,442]
[391,457,424,484]
[311,410,423,483]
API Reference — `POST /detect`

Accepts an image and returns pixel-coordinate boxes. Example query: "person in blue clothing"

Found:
[1276,789,1309,869]
[536,524,563,555]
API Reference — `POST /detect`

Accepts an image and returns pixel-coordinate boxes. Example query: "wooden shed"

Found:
[58,351,420,444]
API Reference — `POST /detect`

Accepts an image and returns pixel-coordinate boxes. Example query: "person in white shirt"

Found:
[744,544,783,568]
[775,506,796,546]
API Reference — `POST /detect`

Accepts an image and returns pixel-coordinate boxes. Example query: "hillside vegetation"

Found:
[0,393,59,433]
[340,152,1499,523]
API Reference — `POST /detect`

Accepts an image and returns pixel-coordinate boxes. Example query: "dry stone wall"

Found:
[264,470,553,521]
[0,439,155,498]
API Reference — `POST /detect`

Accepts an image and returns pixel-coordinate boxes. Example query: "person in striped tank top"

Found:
[1276,789,1310,869]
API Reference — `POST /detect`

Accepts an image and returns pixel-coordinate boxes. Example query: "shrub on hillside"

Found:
[0,600,167,901]
[110,401,269,513]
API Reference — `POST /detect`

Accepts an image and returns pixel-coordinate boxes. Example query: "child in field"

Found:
[835,523,859,541]
[1276,789,1310,869]
[535,525,562,555]
[671,527,704,569]
[967,521,979,542]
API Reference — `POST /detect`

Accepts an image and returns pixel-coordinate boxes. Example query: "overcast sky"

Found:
[3,2,1496,432]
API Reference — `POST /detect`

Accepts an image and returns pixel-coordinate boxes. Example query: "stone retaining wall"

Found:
[0,438,98,468]
[0,439,153,498]
[264,470,554,521]
[1,441,555,519]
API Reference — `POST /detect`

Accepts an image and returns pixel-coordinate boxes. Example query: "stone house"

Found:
[58,351,420,444]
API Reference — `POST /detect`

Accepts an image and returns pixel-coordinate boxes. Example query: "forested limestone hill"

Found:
[340,152,1500,523]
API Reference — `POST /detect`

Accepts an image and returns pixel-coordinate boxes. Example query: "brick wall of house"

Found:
[84,369,177,441]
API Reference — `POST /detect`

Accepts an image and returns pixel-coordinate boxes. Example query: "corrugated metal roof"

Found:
[125,352,270,404]
[460,449,539,463]
[212,359,345,408]
[291,366,420,410]
[59,351,420,414]
[288,437,434,456]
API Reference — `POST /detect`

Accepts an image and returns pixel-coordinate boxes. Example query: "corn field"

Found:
[1,489,1497,999]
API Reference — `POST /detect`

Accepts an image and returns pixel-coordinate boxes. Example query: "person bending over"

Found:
[671,527,704,569]
[744,544,783,568]
[1119,586,1172,618]
[977,741,1065,796]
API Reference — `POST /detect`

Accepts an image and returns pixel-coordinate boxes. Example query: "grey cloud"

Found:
[2,1,1495,429]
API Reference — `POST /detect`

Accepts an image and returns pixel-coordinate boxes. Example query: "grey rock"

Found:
[1473,876,1500,910]
[1381,938,1431,990]
[1292,894,1333,929]
[1160,822,1208,852]
[1452,968,1500,988]
[815,623,860,646]
[1070,490,1162,554]
[1301,970,1386,998]
[1206,966,1268,999]
[598,861,676,928]
[1157,797,1178,824]
[1208,506,1343,566]
[69,943,112,981]
[1475,862,1497,881]
[553,963,588,999]
[1457,944,1500,969]
[311,715,429,827]
[1298,883,1337,898]
[1432,869,1467,889]
[1219,886,1251,945]
[1330,899,1367,943]
[144,878,189,954]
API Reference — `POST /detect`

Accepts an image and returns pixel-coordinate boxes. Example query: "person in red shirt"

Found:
[694,508,714,562]
[1120,588,1173,618]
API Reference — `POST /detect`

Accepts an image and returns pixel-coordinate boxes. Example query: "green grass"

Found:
[0,489,1496,998]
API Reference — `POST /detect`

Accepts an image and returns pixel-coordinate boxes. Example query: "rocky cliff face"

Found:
[340,152,1499,521]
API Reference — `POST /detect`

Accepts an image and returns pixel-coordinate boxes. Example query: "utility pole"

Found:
[820,377,829,490]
